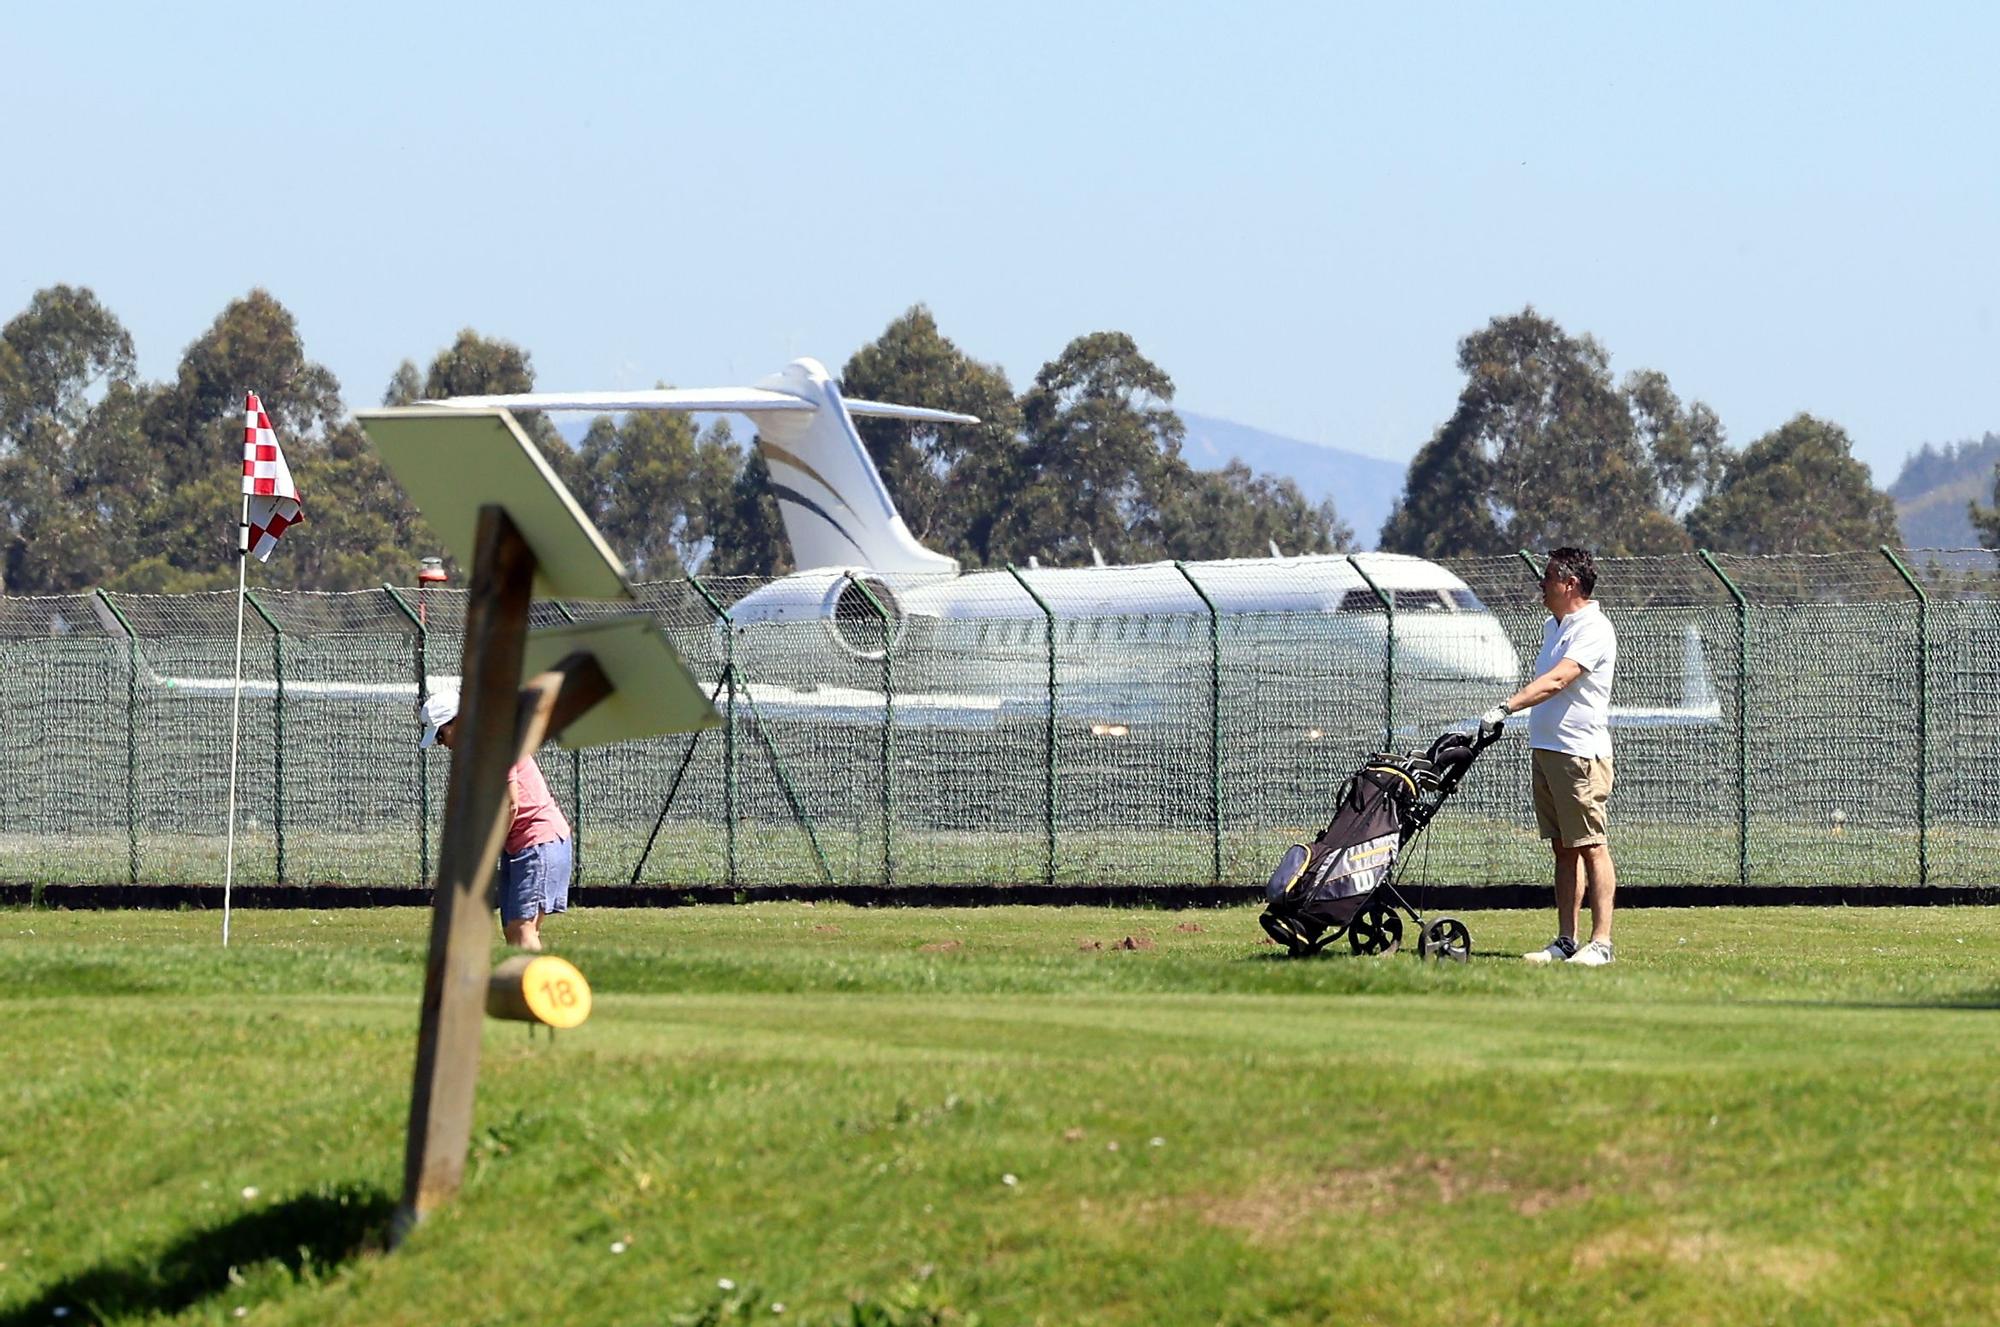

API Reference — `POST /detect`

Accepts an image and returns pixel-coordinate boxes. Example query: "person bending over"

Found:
[418,690,573,952]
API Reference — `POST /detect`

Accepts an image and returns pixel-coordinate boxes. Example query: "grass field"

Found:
[5,904,1999,1325]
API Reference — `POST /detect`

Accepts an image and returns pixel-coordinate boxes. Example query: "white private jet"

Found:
[132,357,1717,734]
[437,357,1528,734]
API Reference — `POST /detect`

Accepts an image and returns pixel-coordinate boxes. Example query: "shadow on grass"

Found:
[1242,947,1512,964]
[0,1183,392,1326]
[1769,989,2000,1012]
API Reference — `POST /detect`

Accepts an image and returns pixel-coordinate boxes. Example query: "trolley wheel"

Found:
[1347,901,1403,956]
[1418,915,1473,963]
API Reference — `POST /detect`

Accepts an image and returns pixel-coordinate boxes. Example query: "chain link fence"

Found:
[2,549,1995,891]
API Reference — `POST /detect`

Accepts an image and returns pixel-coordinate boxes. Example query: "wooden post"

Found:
[393,503,619,1241]
[396,505,536,1238]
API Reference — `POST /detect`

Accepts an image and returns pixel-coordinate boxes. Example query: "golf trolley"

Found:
[1258,724,1503,962]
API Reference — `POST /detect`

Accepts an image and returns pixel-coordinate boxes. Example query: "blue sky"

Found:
[4,1,1995,481]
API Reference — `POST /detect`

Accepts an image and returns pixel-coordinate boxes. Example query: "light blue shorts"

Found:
[498,838,572,924]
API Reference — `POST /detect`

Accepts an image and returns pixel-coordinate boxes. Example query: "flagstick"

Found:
[222,494,251,947]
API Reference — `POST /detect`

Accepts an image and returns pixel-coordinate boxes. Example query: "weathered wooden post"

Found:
[359,406,719,1243]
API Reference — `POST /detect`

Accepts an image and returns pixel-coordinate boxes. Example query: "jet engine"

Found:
[826,574,902,660]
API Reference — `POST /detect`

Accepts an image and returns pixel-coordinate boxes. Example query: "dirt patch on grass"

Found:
[1512,1181,1591,1216]
[1574,1228,1836,1291]
[918,940,965,953]
[1076,934,1157,952]
[812,924,843,936]
[1175,922,1205,933]
[1196,1154,1590,1242]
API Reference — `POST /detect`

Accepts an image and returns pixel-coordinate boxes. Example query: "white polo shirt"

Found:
[1527,601,1617,759]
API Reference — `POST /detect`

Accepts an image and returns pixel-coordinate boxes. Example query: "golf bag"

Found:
[1259,726,1496,959]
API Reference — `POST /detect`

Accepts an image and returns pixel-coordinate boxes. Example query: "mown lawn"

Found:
[4,904,1997,1326]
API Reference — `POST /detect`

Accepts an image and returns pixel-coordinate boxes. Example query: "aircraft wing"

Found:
[1606,701,1723,727]
[428,387,816,413]
[843,400,981,424]
[427,389,977,425]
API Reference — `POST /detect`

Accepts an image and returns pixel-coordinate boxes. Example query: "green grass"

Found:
[4,905,1998,1325]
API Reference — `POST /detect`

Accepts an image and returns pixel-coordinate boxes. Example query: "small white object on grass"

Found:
[1001,1173,1018,1187]
[240,1186,259,1200]
[718,1279,736,1291]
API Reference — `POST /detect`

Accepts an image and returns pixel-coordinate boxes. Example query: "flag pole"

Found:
[223,492,251,947]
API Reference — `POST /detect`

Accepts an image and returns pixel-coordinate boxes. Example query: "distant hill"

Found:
[1889,433,2000,548]
[1176,412,1405,551]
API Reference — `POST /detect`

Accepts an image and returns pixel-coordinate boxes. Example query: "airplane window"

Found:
[1393,590,1450,612]
[1450,589,1487,613]
[1339,589,1383,613]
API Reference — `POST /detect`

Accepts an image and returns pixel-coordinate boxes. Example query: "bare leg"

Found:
[503,914,543,952]
[1580,844,1617,944]
[1553,844,1583,941]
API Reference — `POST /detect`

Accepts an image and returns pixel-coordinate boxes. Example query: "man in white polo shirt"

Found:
[1478,547,1620,966]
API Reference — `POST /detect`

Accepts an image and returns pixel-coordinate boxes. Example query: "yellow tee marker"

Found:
[487,954,592,1029]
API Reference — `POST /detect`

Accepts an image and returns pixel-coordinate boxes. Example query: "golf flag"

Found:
[242,391,304,560]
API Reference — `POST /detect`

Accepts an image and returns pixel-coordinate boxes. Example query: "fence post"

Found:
[382,585,430,884]
[1697,550,1750,888]
[1881,546,1930,886]
[550,602,585,888]
[1006,564,1060,887]
[844,574,898,886]
[1173,562,1223,887]
[95,590,140,885]
[243,591,285,884]
[688,577,739,886]
[1347,555,1397,748]
[677,578,834,887]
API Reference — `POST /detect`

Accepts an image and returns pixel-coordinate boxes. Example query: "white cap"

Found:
[418,690,460,749]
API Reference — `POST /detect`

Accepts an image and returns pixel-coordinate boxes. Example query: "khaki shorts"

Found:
[1531,749,1614,847]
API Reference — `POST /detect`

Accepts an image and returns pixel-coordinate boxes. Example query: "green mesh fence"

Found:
[2,550,1996,891]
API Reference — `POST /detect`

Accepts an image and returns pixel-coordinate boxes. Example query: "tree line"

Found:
[1375,308,1961,558]
[0,291,1347,593]
[4,287,1987,598]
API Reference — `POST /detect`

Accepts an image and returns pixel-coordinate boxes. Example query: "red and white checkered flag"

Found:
[241,391,304,560]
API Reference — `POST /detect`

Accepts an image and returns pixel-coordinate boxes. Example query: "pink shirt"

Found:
[505,757,571,854]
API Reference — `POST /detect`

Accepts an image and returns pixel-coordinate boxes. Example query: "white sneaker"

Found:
[1522,936,1578,964]
[1566,939,1615,966]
